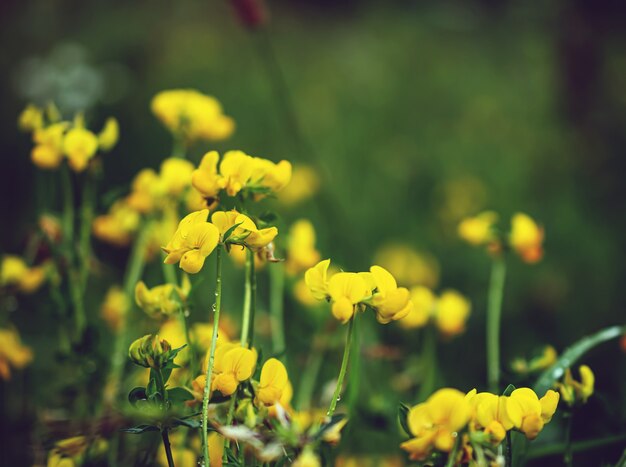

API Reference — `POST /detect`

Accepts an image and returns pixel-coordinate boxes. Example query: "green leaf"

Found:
[171,418,203,429]
[223,221,244,242]
[146,378,158,398]
[167,387,194,403]
[128,386,147,406]
[533,325,625,395]
[315,414,347,440]
[502,384,516,396]
[120,424,159,434]
[398,402,411,436]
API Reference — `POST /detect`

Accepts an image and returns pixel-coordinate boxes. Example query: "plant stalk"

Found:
[487,257,506,393]
[269,262,286,359]
[327,315,356,417]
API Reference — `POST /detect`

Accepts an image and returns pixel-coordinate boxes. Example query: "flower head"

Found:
[556,365,594,406]
[458,211,499,246]
[368,265,413,324]
[257,358,289,406]
[135,281,186,319]
[399,286,436,329]
[0,327,34,380]
[434,290,471,337]
[285,219,321,275]
[101,286,129,332]
[510,213,544,263]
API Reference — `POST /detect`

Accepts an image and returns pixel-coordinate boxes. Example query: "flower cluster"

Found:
[400,386,559,463]
[458,211,544,263]
[305,259,413,324]
[556,364,595,407]
[0,327,33,380]
[0,255,47,294]
[19,104,118,171]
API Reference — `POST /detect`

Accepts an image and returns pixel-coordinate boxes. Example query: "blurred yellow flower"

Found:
[46,436,88,467]
[278,164,320,206]
[211,210,277,251]
[400,388,471,461]
[257,358,289,406]
[218,150,254,196]
[434,290,471,338]
[97,117,119,151]
[373,244,440,288]
[163,210,219,273]
[285,219,321,275]
[192,151,222,203]
[151,89,234,143]
[101,285,129,332]
[92,200,140,247]
[63,126,99,172]
[369,265,413,324]
[207,341,257,396]
[126,169,161,213]
[18,104,44,132]
[399,286,436,329]
[292,448,320,467]
[31,123,67,169]
[248,157,292,194]
[304,259,331,300]
[458,211,498,246]
[159,157,195,196]
[511,345,557,375]
[135,281,184,319]
[557,365,594,406]
[510,213,544,263]
[0,255,46,294]
[292,277,319,307]
[0,327,34,380]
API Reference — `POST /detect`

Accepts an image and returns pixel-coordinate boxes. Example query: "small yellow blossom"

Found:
[125,169,161,213]
[293,448,321,467]
[458,211,499,246]
[510,213,544,263]
[100,286,129,332]
[399,286,436,329]
[304,259,331,300]
[400,388,471,461]
[292,278,319,307]
[285,219,321,275]
[248,157,292,194]
[508,388,559,440]
[135,281,184,319]
[159,157,195,195]
[191,151,222,203]
[257,358,289,406]
[327,272,369,323]
[369,265,413,324]
[151,89,234,143]
[511,346,557,374]
[556,365,594,406]
[278,164,320,206]
[219,150,254,196]
[211,210,277,250]
[162,210,220,273]
[434,290,471,337]
[47,436,88,467]
[31,123,67,169]
[373,244,440,288]
[200,341,257,396]
[0,256,46,294]
[18,104,44,132]
[63,126,99,172]
[0,327,34,380]
[97,117,119,151]
[92,200,140,247]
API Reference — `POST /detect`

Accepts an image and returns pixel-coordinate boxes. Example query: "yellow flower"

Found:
[304,259,331,300]
[278,164,320,206]
[285,219,321,275]
[47,436,88,467]
[125,169,161,213]
[98,117,119,151]
[18,104,44,132]
[369,265,413,324]
[100,286,129,332]
[192,151,223,202]
[159,157,195,195]
[248,157,292,194]
[92,200,140,247]
[293,448,321,467]
[135,281,184,319]
[434,290,471,337]
[292,277,319,307]
[211,210,278,250]
[128,334,172,370]
[218,150,254,196]
[510,213,544,263]
[557,365,594,406]
[458,211,498,246]
[162,210,219,273]
[507,388,559,440]
[399,286,436,329]
[373,244,440,288]
[63,126,99,172]
[0,256,46,294]
[327,272,369,323]
[151,89,234,142]
[468,392,518,444]
[400,388,471,461]
[190,320,233,352]
[511,346,557,374]
[257,358,289,405]
[208,341,257,396]
[0,327,34,380]
[31,123,67,169]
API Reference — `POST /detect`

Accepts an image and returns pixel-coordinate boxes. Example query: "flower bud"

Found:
[128,334,172,369]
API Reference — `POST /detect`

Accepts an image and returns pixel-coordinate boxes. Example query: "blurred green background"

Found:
[1,0,625,465]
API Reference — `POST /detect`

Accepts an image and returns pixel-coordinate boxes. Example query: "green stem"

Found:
[61,165,74,248]
[240,249,256,348]
[505,431,512,466]
[202,247,223,467]
[269,262,286,358]
[162,429,176,467]
[487,257,506,393]
[445,435,461,467]
[222,396,237,462]
[78,174,95,291]
[295,336,325,410]
[171,134,187,159]
[416,326,438,402]
[327,315,356,417]
[564,411,574,467]
[103,221,151,407]
[527,433,626,459]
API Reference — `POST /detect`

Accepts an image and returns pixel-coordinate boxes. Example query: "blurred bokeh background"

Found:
[1,0,625,465]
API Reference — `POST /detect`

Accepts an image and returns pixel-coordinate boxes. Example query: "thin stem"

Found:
[222,396,237,462]
[487,257,506,393]
[295,336,325,410]
[445,435,462,467]
[202,247,223,467]
[240,249,256,348]
[78,173,95,291]
[564,411,574,467]
[327,315,356,417]
[416,325,438,402]
[269,262,286,359]
[161,429,176,467]
[527,432,626,459]
[60,165,74,249]
[103,221,151,407]
[505,431,512,466]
